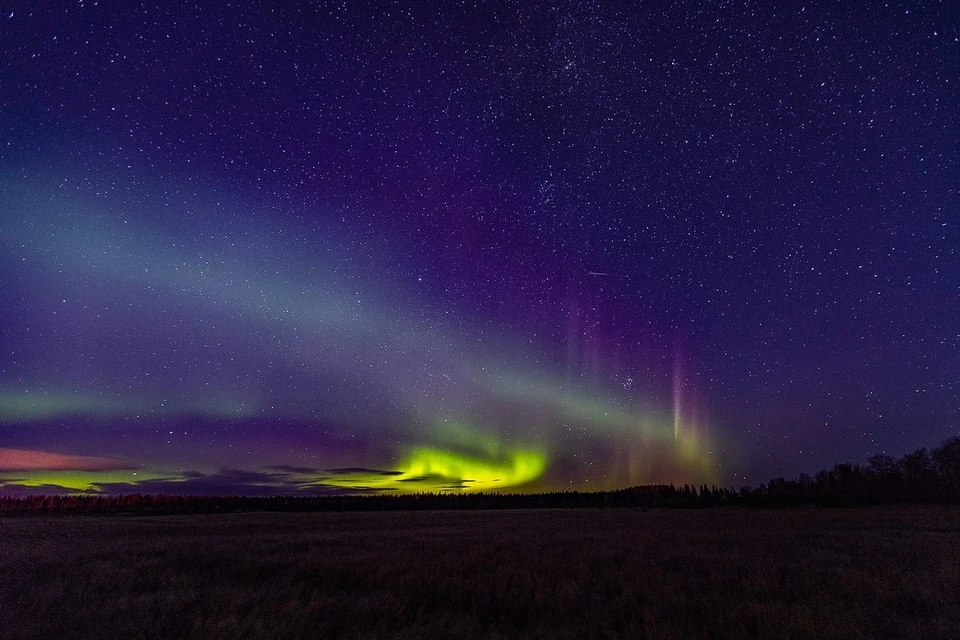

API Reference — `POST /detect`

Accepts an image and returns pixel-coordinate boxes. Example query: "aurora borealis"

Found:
[1,2,957,496]
[0,179,714,493]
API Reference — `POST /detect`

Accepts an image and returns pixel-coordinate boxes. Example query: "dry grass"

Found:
[1,506,959,639]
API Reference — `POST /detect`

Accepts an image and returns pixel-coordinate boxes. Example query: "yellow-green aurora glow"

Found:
[319,446,548,493]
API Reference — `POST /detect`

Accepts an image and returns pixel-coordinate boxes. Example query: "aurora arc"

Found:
[0,174,722,494]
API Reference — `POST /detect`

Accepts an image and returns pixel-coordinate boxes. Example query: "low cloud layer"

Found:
[89,467,402,497]
[0,482,85,497]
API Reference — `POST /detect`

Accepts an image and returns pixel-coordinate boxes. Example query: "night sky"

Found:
[1,1,957,496]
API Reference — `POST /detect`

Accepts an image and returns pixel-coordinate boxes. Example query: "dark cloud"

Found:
[0,464,411,497]
[0,482,93,497]
[397,475,474,489]
[326,467,403,476]
[264,465,323,474]
[90,468,398,497]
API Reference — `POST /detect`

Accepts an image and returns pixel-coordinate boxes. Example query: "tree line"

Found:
[2,436,958,515]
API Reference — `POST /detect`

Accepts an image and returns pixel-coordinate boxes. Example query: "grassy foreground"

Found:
[1,506,958,639]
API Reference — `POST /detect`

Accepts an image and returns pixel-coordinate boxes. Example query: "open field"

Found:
[1,506,959,640]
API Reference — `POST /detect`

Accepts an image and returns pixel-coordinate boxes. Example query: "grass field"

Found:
[1,506,958,639]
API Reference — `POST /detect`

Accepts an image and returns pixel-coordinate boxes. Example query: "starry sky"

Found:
[1,1,958,496]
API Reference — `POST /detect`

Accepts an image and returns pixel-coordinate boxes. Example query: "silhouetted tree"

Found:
[932,437,960,500]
